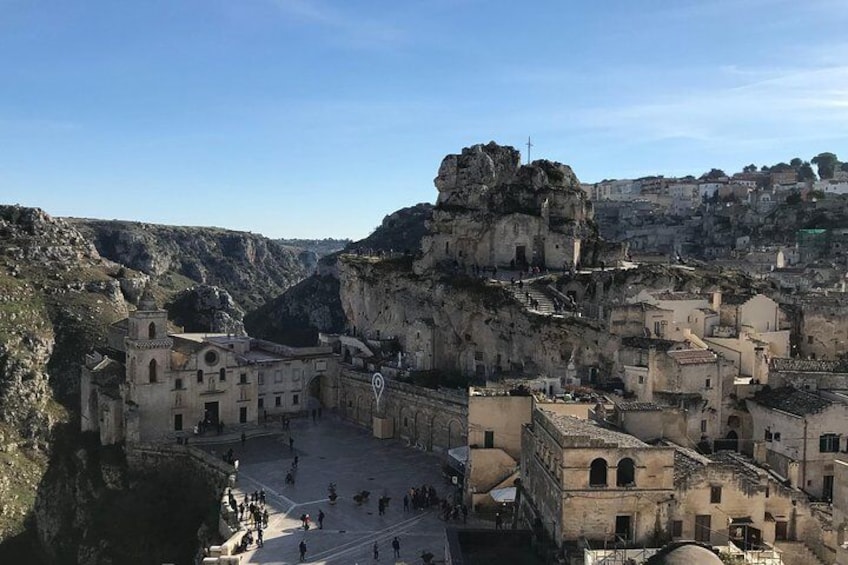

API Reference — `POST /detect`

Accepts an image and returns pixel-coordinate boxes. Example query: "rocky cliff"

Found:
[0,206,221,563]
[69,219,312,312]
[0,206,141,551]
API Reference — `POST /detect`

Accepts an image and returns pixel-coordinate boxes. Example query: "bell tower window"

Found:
[149,359,158,383]
[148,322,157,339]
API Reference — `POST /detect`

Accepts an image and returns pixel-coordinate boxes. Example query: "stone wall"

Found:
[333,367,468,453]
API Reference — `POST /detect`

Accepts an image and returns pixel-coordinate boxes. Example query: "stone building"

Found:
[796,296,848,360]
[81,291,336,444]
[619,337,733,446]
[747,386,848,500]
[834,456,848,564]
[670,445,810,548]
[769,357,848,391]
[520,406,676,547]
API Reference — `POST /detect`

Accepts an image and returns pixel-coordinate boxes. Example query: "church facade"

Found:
[81,291,338,444]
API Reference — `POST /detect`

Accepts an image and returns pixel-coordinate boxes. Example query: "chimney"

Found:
[712,291,722,311]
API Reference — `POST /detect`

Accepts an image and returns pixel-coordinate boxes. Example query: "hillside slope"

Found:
[69,219,312,312]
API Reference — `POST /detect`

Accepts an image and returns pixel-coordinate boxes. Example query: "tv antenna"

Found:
[526,136,533,164]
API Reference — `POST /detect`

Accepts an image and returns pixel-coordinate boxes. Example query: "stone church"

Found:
[81,289,337,444]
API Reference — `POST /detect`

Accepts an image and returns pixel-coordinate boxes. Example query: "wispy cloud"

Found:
[569,64,848,146]
[269,0,405,48]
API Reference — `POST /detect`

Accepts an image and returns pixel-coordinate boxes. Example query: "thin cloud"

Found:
[269,0,406,48]
[572,64,848,144]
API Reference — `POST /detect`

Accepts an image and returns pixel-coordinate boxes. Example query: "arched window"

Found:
[148,322,156,339]
[589,458,608,487]
[617,458,636,486]
[149,359,158,383]
[197,370,203,383]
[219,368,226,382]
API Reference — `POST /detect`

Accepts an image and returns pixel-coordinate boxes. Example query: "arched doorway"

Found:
[725,430,739,452]
[447,419,464,449]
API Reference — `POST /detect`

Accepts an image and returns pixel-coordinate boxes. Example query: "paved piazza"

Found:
[203,416,452,564]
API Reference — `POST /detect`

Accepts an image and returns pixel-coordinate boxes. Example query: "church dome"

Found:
[646,543,724,565]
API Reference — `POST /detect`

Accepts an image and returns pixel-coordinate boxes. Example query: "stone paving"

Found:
[201,414,456,564]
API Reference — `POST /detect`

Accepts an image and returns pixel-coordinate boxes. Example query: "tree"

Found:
[812,152,839,179]
[700,168,727,180]
[743,164,757,173]
[770,162,793,173]
[841,162,848,173]
[790,157,803,169]
[798,162,816,181]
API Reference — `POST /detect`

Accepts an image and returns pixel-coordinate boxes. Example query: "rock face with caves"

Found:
[415,142,607,274]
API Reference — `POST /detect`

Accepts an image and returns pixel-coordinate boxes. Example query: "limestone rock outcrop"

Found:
[167,285,246,336]
[417,142,603,273]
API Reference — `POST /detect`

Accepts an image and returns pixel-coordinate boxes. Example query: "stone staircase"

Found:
[774,541,828,565]
[503,281,557,315]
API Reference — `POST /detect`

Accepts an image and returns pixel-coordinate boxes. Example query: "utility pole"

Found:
[525,136,533,164]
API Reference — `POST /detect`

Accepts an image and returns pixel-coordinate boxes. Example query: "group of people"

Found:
[225,488,269,553]
[440,499,468,523]
[403,484,440,511]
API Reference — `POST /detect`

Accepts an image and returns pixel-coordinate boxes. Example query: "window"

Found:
[617,458,636,486]
[705,378,711,389]
[672,520,683,537]
[700,419,707,434]
[774,432,781,441]
[292,394,299,405]
[315,360,327,372]
[820,434,840,453]
[174,378,183,390]
[484,431,494,448]
[590,458,608,487]
[239,373,247,385]
[197,370,203,384]
[274,395,282,407]
[654,321,662,337]
[239,407,247,424]
[219,368,226,382]
[174,414,183,431]
[808,335,814,344]
[638,375,645,385]
[474,351,484,361]
[765,429,773,442]
[149,359,158,383]
[258,371,264,385]
[710,486,722,503]
[148,322,157,339]
[204,350,218,365]
[274,370,282,384]
[258,397,264,409]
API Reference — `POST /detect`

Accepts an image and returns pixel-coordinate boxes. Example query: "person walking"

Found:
[318,509,325,529]
[392,536,400,558]
[373,541,379,561]
[403,494,409,512]
[289,436,294,453]
[299,539,307,562]
[241,432,246,447]
[495,512,503,530]
[257,528,263,548]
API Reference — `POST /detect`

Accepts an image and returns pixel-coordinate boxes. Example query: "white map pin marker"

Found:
[372,372,385,408]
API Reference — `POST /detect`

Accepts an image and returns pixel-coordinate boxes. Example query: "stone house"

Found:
[796,296,848,360]
[747,386,848,500]
[520,406,676,547]
[628,290,710,341]
[671,445,819,551]
[619,337,732,446]
[608,303,674,339]
[465,391,533,508]
[81,292,336,444]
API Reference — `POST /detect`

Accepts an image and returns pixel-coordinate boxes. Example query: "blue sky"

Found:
[2,0,847,239]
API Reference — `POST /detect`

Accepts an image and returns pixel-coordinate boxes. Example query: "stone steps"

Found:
[774,541,828,565]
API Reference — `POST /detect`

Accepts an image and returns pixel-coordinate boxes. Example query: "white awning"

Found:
[489,487,516,503]
[448,446,469,465]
